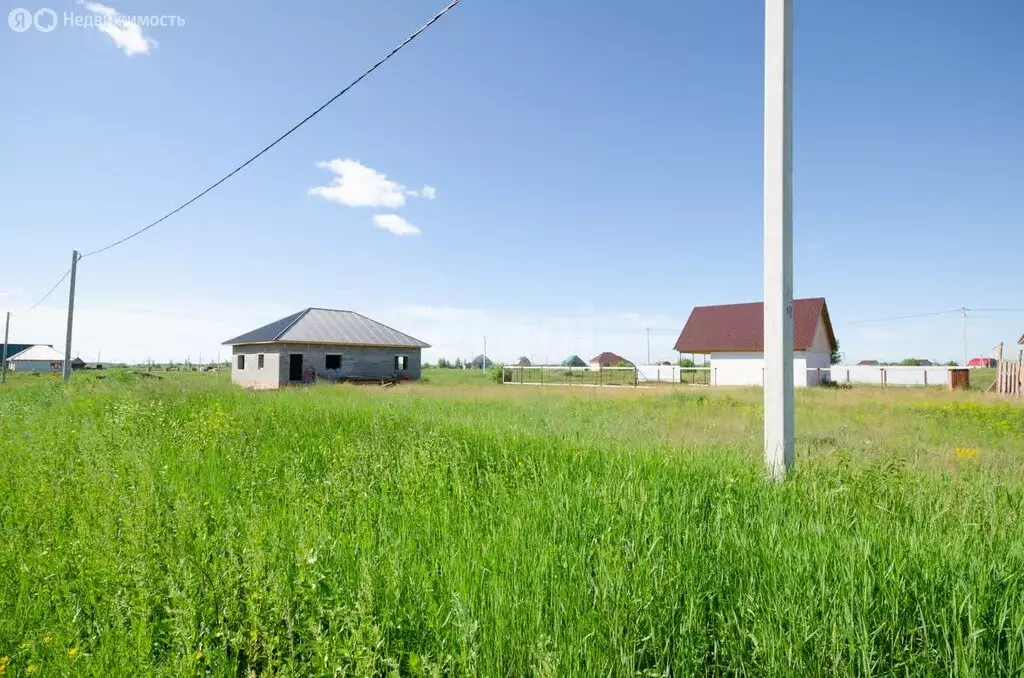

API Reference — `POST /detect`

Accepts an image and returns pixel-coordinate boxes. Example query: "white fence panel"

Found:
[635,365,679,382]
[826,366,956,387]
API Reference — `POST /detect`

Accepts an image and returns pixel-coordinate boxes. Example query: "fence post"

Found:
[599,366,602,386]
[924,369,927,387]
[634,367,638,387]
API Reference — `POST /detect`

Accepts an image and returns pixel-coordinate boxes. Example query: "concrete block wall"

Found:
[231,344,422,388]
[230,348,281,388]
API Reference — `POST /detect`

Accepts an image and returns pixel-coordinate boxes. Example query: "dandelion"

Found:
[0,656,9,675]
[25,665,37,675]
[68,648,78,658]
[956,447,979,461]
[42,635,52,646]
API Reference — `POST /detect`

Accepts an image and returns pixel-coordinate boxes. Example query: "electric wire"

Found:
[79,0,462,260]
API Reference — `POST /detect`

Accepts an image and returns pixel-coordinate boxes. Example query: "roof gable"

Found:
[673,297,837,354]
[590,351,629,366]
[222,309,307,345]
[8,345,65,361]
[1,344,40,359]
[223,308,430,348]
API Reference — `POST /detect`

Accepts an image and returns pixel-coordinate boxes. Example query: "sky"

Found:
[1,0,1022,365]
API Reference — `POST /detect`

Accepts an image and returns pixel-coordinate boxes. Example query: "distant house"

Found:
[6,345,65,373]
[589,352,631,368]
[516,356,532,367]
[967,357,996,368]
[470,355,493,370]
[560,354,586,367]
[1,344,39,362]
[858,360,879,366]
[673,297,837,387]
[222,308,430,388]
[71,357,87,370]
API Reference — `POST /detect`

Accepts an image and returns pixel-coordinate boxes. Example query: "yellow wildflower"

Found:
[0,656,10,675]
[68,648,78,658]
[956,447,979,461]
[26,665,37,675]
[42,634,52,645]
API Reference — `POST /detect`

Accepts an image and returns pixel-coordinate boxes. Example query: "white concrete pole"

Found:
[1,311,10,384]
[62,250,79,383]
[763,0,794,480]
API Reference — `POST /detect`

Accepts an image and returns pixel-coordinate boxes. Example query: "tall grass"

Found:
[1,376,1022,675]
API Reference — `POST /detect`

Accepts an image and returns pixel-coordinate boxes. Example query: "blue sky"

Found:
[2,0,1022,364]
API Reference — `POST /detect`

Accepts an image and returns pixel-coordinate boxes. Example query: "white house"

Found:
[673,297,837,387]
[6,345,65,373]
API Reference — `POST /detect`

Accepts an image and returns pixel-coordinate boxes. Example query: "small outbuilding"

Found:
[6,345,65,372]
[516,356,532,367]
[673,297,837,387]
[223,308,430,388]
[470,355,493,370]
[560,354,586,367]
[589,351,631,368]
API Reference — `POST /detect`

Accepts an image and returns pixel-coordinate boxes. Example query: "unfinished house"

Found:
[223,308,430,388]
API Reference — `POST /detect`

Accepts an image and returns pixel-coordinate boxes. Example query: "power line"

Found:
[837,308,962,327]
[19,266,72,314]
[965,308,1024,313]
[79,0,462,260]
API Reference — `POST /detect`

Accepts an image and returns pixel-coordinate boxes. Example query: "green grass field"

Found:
[1,371,1023,675]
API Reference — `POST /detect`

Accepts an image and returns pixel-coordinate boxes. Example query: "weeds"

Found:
[0,376,1022,674]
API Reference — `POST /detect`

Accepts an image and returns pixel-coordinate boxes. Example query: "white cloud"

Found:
[310,159,416,209]
[407,185,437,200]
[80,2,157,56]
[310,160,435,236]
[372,214,421,236]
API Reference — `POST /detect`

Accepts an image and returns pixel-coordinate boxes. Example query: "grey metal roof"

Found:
[223,308,430,348]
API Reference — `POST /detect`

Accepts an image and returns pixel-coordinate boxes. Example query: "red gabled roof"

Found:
[673,297,837,354]
[589,351,629,366]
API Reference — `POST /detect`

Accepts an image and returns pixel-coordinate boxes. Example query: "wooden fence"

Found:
[994,358,1023,396]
